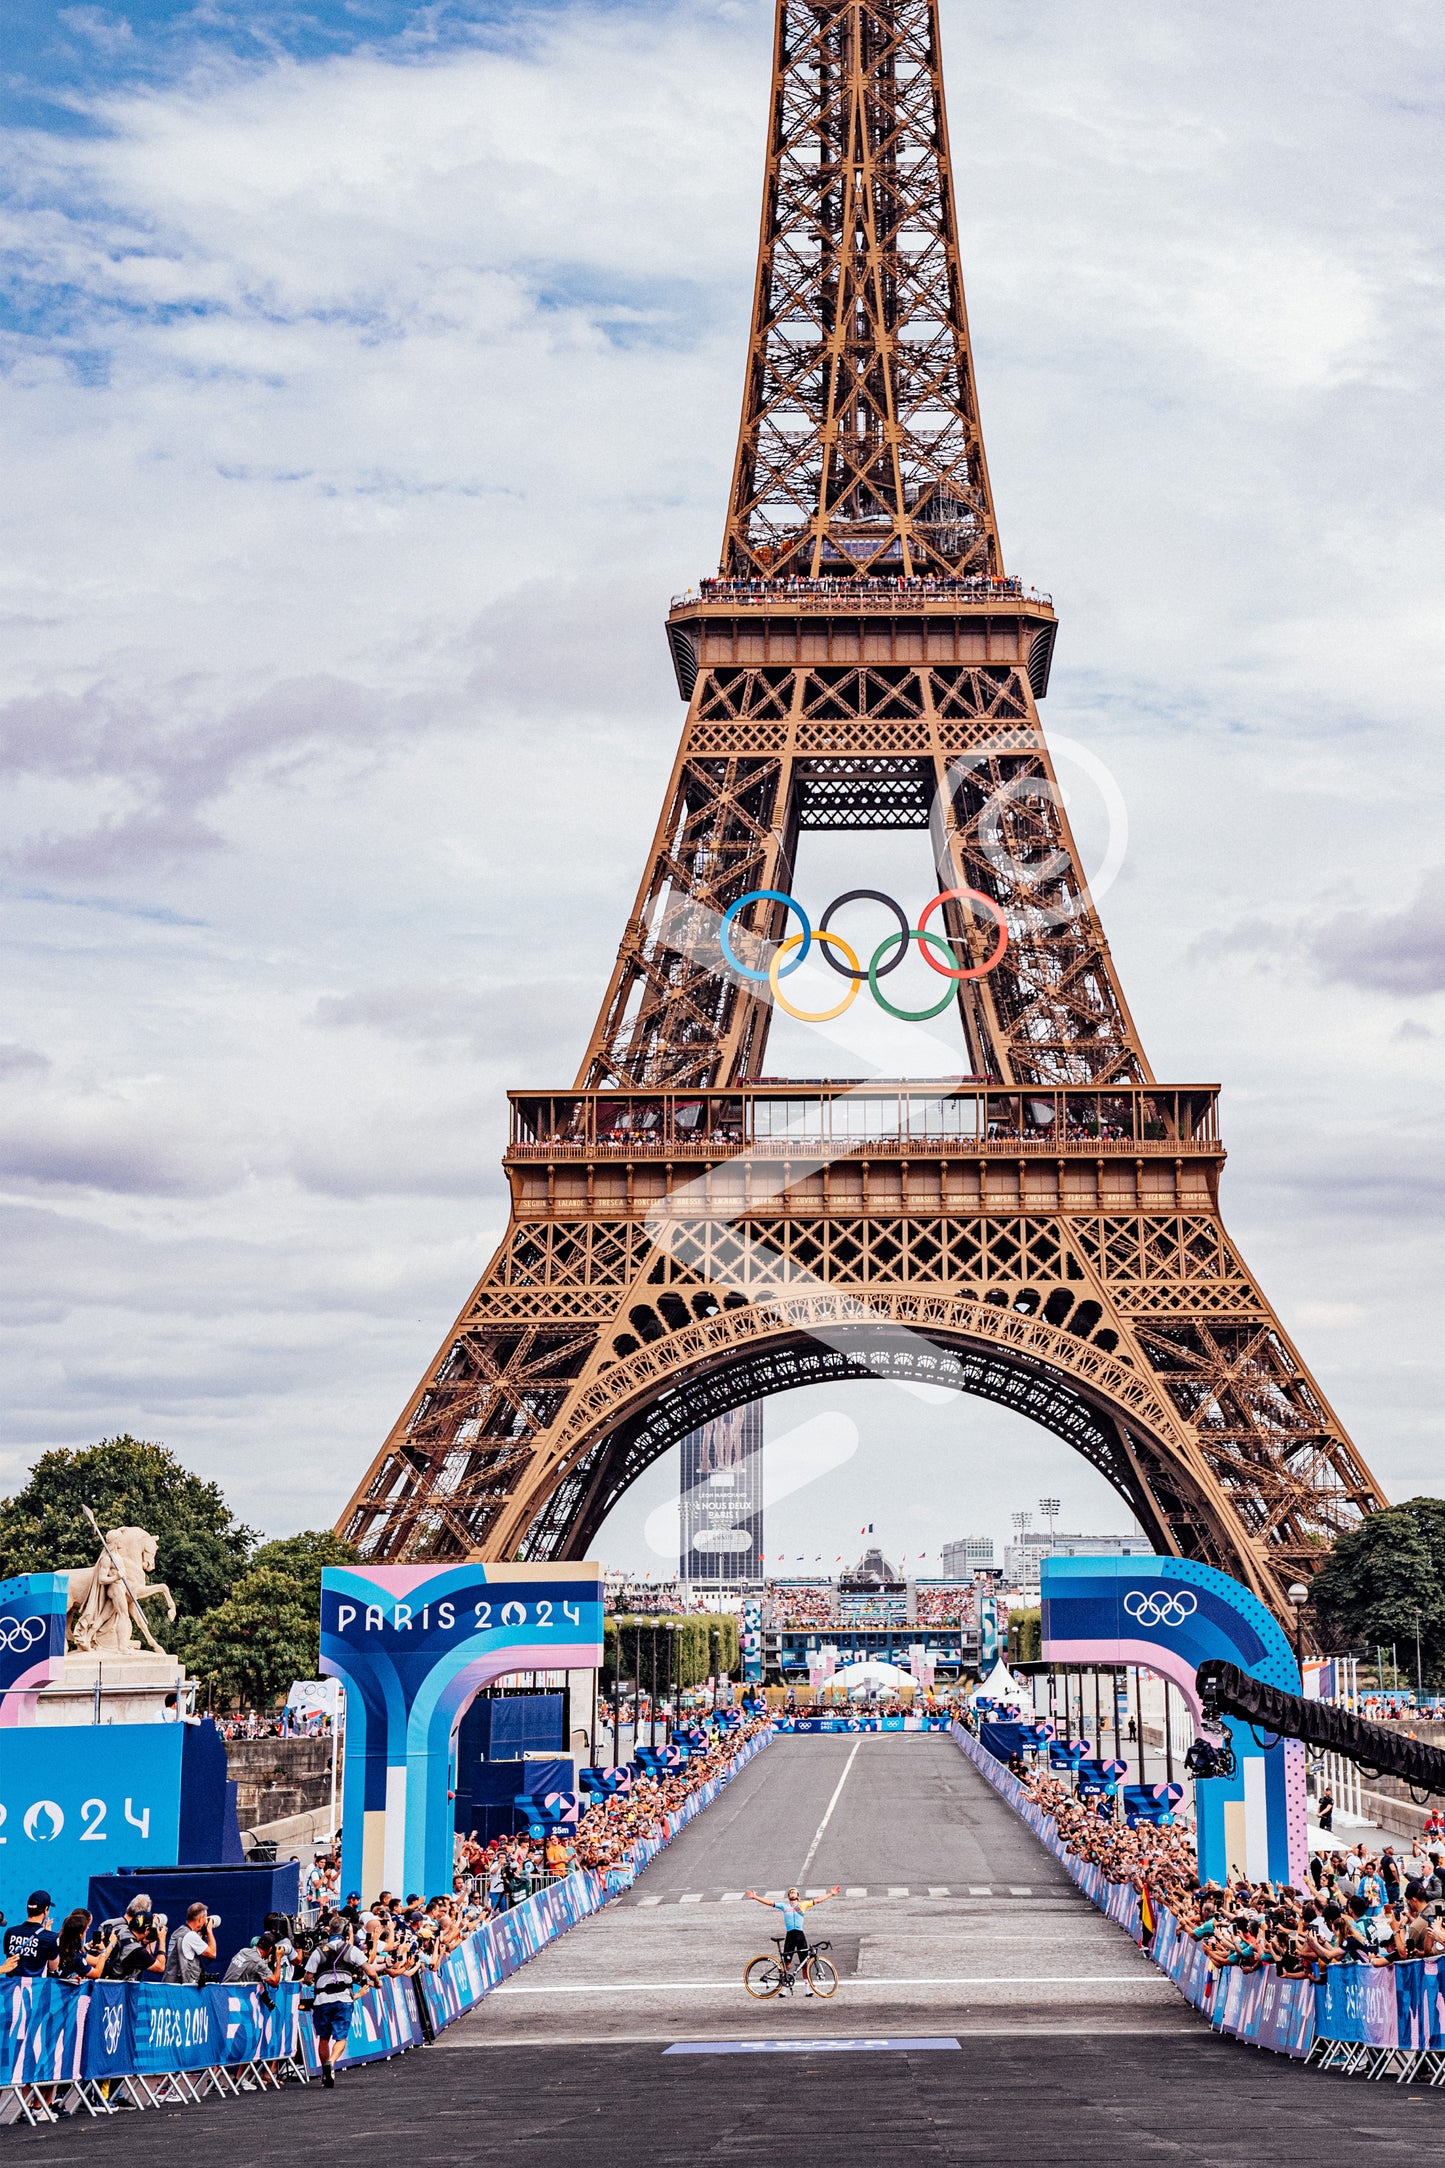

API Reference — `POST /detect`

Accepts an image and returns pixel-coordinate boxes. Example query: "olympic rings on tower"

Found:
[719,887,1010,1016]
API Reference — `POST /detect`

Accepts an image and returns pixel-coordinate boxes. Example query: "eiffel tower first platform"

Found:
[337,0,1386,1619]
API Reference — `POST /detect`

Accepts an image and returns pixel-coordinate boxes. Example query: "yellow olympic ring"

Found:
[767,930,862,1022]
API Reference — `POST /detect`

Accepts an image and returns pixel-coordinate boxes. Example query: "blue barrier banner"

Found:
[768,1716,948,1735]
[1393,1958,1445,2050]
[1313,1964,1397,2049]
[208,1984,265,2067]
[335,1973,424,2065]
[128,1983,220,2074]
[1253,1971,1313,2057]
[82,1981,133,2081]
[4,1978,86,2087]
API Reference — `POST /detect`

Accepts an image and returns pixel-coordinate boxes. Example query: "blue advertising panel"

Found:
[0,1574,68,1722]
[741,1597,762,1683]
[0,1722,184,1928]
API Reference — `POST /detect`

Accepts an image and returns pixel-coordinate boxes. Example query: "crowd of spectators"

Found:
[217,1708,336,1740]
[690,573,1038,601]
[569,1716,772,1872]
[1357,1697,1445,1724]
[603,1576,727,1617]
[912,1587,973,1626]
[763,1584,834,1629]
[1015,1763,1445,1979]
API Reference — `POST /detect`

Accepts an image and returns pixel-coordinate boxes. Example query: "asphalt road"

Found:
[9,1735,1440,2163]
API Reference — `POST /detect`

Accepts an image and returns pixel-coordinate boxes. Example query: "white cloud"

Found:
[0,0,1442,1548]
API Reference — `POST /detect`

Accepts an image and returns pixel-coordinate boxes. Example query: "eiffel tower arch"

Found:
[336,0,1387,1620]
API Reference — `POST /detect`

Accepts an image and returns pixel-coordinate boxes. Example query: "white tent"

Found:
[831,1659,911,1699]
[968,1655,1028,1710]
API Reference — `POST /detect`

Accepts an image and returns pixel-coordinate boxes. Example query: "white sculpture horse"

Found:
[66,1526,177,1655]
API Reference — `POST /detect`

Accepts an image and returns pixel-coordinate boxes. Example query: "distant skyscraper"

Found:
[941,1536,995,1577]
[679,1402,764,1581]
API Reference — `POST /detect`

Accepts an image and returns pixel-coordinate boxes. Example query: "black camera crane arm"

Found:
[1194,1660,1445,1797]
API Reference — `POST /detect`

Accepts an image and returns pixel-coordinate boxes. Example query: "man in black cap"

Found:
[2,1893,59,1976]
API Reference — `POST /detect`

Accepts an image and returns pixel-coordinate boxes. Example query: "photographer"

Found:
[103,1895,168,1980]
[223,1931,282,1987]
[163,1901,218,1987]
[55,1910,114,1983]
[303,1910,376,2090]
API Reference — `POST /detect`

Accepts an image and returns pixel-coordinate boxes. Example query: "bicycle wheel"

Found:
[744,1956,785,1999]
[804,1954,839,1998]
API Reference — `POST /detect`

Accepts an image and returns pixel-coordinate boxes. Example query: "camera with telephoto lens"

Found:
[1184,1736,1237,1780]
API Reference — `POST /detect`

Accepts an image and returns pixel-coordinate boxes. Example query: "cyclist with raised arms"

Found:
[744,1885,840,1974]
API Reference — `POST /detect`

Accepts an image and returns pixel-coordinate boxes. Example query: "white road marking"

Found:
[680,1894,703,1904]
[1009,1887,1033,1895]
[887,1886,909,1896]
[845,1887,868,1897]
[637,1896,663,1907]
[928,1886,950,1896]
[721,1893,745,1903]
[798,1737,862,1879]
[968,1885,992,1895]
[492,1975,1163,1996]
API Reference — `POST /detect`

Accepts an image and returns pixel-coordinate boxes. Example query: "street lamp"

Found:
[1287,1581,1309,1674]
[649,1620,659,1750]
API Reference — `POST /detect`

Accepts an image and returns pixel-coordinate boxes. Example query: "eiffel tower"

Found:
[336,0,1386,1618]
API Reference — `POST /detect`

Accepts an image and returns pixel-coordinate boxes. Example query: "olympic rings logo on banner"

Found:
[1122,1589,1198,1629]
[0,1615,47,1655]
[719,887,1009,1024]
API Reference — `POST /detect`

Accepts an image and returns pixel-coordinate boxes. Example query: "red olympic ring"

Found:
[916,887,1010,981]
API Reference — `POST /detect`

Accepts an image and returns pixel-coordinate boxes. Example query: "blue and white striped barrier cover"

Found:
[952,1720,1445,2060]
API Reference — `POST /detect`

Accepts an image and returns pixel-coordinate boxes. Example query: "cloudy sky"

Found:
[2,0,1442,1572]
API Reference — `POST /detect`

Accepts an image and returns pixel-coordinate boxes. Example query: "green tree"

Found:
[1310,1496,1445,1688]
[179,1531,358,1703]
[0,1436,255,1624]
[179,1530,357,1701]
[604,1614,740,1695]
[1008,1608,1041,1664]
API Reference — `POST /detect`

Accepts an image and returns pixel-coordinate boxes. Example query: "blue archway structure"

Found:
[320,1564,603,1905]
[1040,1554,1306,1887]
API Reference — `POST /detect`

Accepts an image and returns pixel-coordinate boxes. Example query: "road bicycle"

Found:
[743,1935,839,1999]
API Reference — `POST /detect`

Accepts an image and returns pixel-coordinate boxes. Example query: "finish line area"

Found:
[7,1736,1434,2167]
[450,1733,1183,2043]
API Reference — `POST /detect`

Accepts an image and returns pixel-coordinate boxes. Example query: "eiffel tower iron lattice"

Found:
[336,0,1387,1619]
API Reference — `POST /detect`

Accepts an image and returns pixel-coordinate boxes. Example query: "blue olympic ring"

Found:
[719,889,811,980]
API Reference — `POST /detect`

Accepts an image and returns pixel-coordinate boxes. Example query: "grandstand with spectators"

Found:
[760,1547,980,1681]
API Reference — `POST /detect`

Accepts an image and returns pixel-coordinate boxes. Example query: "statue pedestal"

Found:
[34,1652,193,1726]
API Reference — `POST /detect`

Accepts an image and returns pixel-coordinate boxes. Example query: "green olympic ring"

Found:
[867,927,960,1021]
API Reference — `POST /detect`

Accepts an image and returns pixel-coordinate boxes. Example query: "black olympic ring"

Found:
[817,890,911,980]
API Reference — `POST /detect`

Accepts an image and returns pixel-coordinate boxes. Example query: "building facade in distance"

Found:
[941,1535,995,1577]
[679,1402,764,1583]
[1003,1527,1151,1592]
